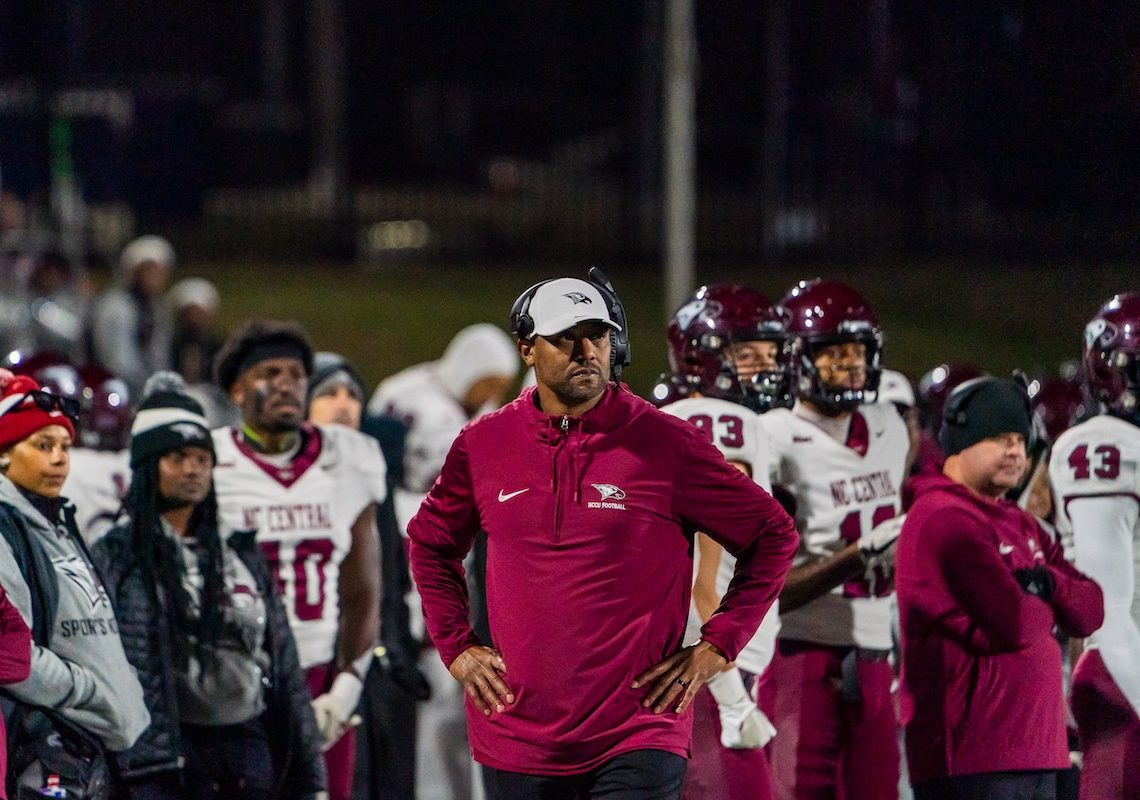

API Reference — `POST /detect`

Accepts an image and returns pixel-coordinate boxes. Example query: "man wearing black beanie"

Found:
[895,377,1104,800]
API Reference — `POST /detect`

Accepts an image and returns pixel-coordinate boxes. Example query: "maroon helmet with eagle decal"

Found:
[1083,292,1140,418]
[666,283,792,412]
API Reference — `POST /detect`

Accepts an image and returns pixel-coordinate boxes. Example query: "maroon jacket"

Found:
[1,583,33,799]
[408,384,797,775]
[896,473,1103,784]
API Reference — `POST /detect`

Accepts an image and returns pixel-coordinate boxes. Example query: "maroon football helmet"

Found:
[666,283,792,412]
[77,365,132,451]
[917,363,986,438]
[10,353,82,400]
[648,372,693,408]
[779,279,882,413]
[1083,292,1140,418]
[1029,375,1088,445]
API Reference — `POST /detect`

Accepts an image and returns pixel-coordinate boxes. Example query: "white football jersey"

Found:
[63,448,131,544]
[661,396,780,673]
[1050,414,1140,713]
[766,401,908,649]
[212,423,387,668]
[370,362,478,529]
[369,363,467,494]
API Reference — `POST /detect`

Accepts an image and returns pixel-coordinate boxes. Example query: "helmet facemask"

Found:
[1083,295,1140,423]
[666,283,790,412]
[1089,347,1140,418]
[793,326,883,414]
[707,332,793,412]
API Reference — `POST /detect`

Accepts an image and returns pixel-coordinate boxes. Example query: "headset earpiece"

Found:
[510,280,548,341]
[510,270,632,380]
[939,377,988,453]
[939,375,1035,454]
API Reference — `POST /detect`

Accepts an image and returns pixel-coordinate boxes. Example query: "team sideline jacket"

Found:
[896,472,1104,783]
[408,384,798,775]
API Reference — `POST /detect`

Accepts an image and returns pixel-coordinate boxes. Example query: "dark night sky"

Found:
[3,1,1140,218]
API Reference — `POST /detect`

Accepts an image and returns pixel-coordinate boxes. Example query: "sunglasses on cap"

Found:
[4,390,81,423]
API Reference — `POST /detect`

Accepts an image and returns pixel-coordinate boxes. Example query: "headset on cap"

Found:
[510,266,631,380]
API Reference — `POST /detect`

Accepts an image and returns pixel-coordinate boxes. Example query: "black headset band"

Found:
[508,270,632,379]
[509,280,551,341]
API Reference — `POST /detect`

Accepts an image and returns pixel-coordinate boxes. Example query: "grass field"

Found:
[175,259,1136,399]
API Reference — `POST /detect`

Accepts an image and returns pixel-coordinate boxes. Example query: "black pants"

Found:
[180,720,274,800]
[122,720,273,800]
[352,662,418,800]
[482,749,687,800]
[914,770,1059,800]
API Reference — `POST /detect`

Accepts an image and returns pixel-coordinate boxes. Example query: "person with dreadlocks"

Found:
[93,373,326,800]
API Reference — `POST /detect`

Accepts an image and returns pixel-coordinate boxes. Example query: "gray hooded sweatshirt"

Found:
[0,475,149,751]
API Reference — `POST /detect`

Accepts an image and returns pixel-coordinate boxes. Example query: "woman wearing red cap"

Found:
[0,369,149,796]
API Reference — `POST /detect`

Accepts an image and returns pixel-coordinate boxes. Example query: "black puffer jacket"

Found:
[93,526,327,799]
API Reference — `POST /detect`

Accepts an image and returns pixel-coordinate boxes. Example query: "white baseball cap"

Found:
[526,278,622,337]
[119,234,175,277]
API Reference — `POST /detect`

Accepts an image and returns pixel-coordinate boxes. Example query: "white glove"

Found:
[858,515,905,570]
[311,671,364,751]
[706,667,776,749]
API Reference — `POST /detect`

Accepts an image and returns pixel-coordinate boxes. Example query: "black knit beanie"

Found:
[130,372,215,468]
[940,377,1032,457]
[307,351,366,411]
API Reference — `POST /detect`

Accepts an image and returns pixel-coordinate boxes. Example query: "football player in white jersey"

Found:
[1049,292,1140,799]
[368,322,519,531]
[211,320,383,800]
[759,279,908,800]
[660,283,793,800]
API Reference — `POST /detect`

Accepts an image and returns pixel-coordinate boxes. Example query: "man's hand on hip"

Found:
[631,640,728,715]
[449,645,515,716]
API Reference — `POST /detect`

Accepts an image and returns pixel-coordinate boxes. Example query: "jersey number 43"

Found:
[1067,443,1121,480]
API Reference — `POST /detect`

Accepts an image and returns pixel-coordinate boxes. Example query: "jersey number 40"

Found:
[260,539,335,621]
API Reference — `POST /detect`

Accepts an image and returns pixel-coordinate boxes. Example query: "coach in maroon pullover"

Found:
[408,276,797,795]
[897,377,1103,800]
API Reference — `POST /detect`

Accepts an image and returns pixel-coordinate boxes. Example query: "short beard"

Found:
[261,416,302,434]
[552,375,607,408]
[250,386,302,434]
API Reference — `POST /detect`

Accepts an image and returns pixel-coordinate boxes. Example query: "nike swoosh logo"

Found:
[874,429,885,437]
[999,543,1014,555]
[498,488,529,503]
